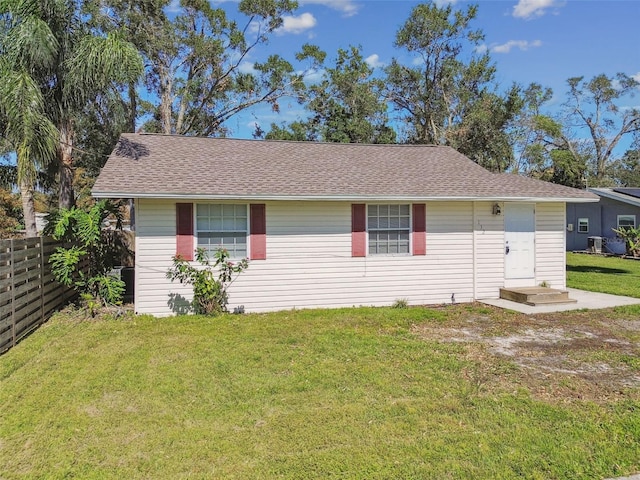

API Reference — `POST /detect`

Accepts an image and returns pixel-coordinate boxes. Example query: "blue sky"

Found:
[210,0,640,140]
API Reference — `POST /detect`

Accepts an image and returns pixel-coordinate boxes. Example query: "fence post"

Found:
[40,238,45,325]
[10,238,15,349]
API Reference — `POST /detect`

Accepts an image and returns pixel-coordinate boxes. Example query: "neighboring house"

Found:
[566,188,640,253]
[93,133,597,316]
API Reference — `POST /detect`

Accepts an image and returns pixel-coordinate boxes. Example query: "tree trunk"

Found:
[58,119,75,210]
[20,178,37,238]
[159,63,173,134]
[128,82,137,133]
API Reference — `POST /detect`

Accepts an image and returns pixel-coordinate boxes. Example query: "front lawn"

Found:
[1,305,639,479]
[567,252,640,298]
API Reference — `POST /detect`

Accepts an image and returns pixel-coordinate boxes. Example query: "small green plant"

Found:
[167,248,249,315]
[48,200,127,310]
[392,298,409,309]
[539,280,550,288]
[612,226,640,256]
[79,293,101,318]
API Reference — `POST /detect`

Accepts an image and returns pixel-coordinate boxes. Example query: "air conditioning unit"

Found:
[588,236,602,253]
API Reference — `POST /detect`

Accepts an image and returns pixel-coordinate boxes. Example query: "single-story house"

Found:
[566,187,640,253]
[93,133,597,316]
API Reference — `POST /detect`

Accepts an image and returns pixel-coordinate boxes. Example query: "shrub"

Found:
[48,200,128,311]
[392,298,409,309]
[612,226,640,257]
[167,248,249,315]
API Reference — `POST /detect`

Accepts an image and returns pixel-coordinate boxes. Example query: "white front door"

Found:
[504,203,535,281]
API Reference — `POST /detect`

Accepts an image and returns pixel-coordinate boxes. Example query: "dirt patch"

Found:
[412,304,640,402]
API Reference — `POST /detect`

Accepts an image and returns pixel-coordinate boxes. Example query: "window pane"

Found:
[196,218,209,230]
[211,218,223,230]
[196,204,248,258]
[368,204,411,255]
[196,204,209,216]
[235,218,247,230]
[223,218,235,230]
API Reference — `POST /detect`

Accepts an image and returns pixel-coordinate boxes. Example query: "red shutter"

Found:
[352,204,367,257]
[412,203,426,255]
[176,203,194,261]
[250,204,266,260]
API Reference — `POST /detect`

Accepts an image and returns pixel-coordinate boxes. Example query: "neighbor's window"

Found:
[368,204,410,254]
[617,215,636,231]
[196,204,247,257]
[577,218,589,233]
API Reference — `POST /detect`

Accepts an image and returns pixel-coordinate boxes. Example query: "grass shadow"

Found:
[566,265,629,274]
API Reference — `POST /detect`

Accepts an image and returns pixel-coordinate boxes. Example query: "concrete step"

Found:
[499,287,578,306]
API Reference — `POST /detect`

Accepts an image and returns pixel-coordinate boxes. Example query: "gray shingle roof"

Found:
[588,188,640,207]
[92,133,598,202]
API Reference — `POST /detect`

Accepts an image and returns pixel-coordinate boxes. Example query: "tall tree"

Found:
[385,3,520,171]
[262,45,396,144]
[0,9,58,236]
[612,144,640,186]
[564,73,640,184]
[0,0,143,214]
[95,0,304,137]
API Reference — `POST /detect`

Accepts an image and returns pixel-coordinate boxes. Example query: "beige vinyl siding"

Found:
[535,202,567,289]
[473,202,505,299]
[135,198,192,315]
[134,199,476,316]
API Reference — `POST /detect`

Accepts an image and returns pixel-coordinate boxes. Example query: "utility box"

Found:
[588,236,602,253]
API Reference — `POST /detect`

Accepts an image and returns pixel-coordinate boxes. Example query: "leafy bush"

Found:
[48,200,128,311]
[167,248,249,315]
[392,298,409,309]
[612,226,640,257]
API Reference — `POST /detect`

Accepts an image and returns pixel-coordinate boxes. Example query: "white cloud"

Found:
[632,72,640,83]
[238,61,258,75]
[512,0,564,19]
[276,12,317,35]
[365,54,385,68]
[299,0,360,17]
[433,0,458,6]
[296,68,325,85]
[248,106,310,130]
[491,39,542,54]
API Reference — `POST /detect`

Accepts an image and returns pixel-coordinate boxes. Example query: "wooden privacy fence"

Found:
[0,237,77,354]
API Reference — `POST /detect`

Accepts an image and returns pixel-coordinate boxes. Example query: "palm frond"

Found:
[5,15,59,69]
[0,66,58,183]
[63,32,143,105]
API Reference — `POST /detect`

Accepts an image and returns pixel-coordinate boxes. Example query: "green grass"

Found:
[567,252,640,298]
[1,306,639,479]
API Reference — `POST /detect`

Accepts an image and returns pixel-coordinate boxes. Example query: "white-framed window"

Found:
[196,204,247,257]
[617,215,636,230]
[367,204,411,254]
[577,218,589,233]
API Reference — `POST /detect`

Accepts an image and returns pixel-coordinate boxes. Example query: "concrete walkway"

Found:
[480,288,640,314]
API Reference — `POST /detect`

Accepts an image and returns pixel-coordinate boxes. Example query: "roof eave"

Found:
[91,191,599,203]
[588,188,640,207]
